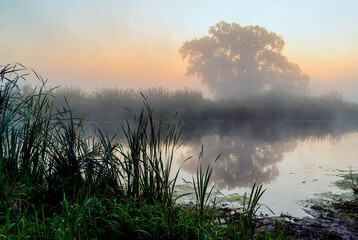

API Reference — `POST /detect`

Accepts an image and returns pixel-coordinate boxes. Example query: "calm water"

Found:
[172,121,358,217]
[90,120,358,217]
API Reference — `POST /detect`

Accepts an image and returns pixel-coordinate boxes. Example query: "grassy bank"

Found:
[49,85,358,122]
[0,64,295,239]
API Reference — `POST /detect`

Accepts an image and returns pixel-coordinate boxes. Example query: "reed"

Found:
[193,146,220,220]
[241,183,269,235]
[119,98,183,206]
[0,64,289,239]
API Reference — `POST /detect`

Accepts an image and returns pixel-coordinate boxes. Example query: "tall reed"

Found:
[0,64,287,239]
[119,96,183,206]
[241,183,267,234]
[193,146,221,220]
[0,64,185,206]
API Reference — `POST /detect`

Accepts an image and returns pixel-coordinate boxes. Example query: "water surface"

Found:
[90,120,358,217]
[173,121,358,217]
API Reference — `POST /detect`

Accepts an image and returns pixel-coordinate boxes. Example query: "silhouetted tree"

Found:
[180,21,310,99]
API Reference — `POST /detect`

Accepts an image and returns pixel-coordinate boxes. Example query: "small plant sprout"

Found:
[349,167,358,194]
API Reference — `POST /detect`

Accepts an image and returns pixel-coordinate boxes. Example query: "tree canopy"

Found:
[180,21,310,99]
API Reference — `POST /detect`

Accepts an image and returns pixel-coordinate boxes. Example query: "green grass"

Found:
[0,64,292,239]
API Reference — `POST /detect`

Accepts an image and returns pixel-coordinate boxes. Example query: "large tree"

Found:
[180,21,310,99]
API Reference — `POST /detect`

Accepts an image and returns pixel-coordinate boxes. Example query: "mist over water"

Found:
[180,121,358,187]
[3,2,358,236]
[84,118,358,216]
[14,19,358,217]
[50,85,358,125]
[18,70,358,217]
[88,120,358,189]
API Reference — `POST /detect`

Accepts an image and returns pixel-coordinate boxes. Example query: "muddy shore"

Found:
[255,200,358,239]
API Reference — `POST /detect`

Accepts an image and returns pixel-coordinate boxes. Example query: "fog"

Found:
[2,2,358,101]
[3,2,358,230]
[50,86,358,124]
[17,18,358,126]
[16,50,358,191]
[85,117,358,189]
[45,80,358,190]
[39,22,358,125]
[179,121,356,189]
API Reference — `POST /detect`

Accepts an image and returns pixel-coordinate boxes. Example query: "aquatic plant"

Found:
[119,96,184,206]
[348,167,358,194]
[0,64,290,239]
[241,184,268,234]
[192,146,220,220]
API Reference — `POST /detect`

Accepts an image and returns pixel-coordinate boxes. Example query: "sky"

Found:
[1,0,358,100]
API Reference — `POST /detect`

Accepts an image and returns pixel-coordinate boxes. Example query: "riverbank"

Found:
[176,181,358,239]
[1,65,289,239]
[256,199,358,239]
[2,64,357,239]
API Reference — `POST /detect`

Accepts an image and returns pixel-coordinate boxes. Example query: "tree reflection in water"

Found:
[178,121,358,190]
[87,120,358,190]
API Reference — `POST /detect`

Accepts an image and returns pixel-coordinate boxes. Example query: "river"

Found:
[88,120,358,217]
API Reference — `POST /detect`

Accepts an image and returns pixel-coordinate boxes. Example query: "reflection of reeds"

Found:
[0,64,288,239]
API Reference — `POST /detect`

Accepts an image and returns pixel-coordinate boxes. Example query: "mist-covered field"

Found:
[48,85,358,122]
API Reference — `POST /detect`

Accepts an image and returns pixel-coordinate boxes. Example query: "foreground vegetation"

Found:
[0,64,294,239]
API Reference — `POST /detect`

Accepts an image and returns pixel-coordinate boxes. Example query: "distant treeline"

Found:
[42,86,358,122]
